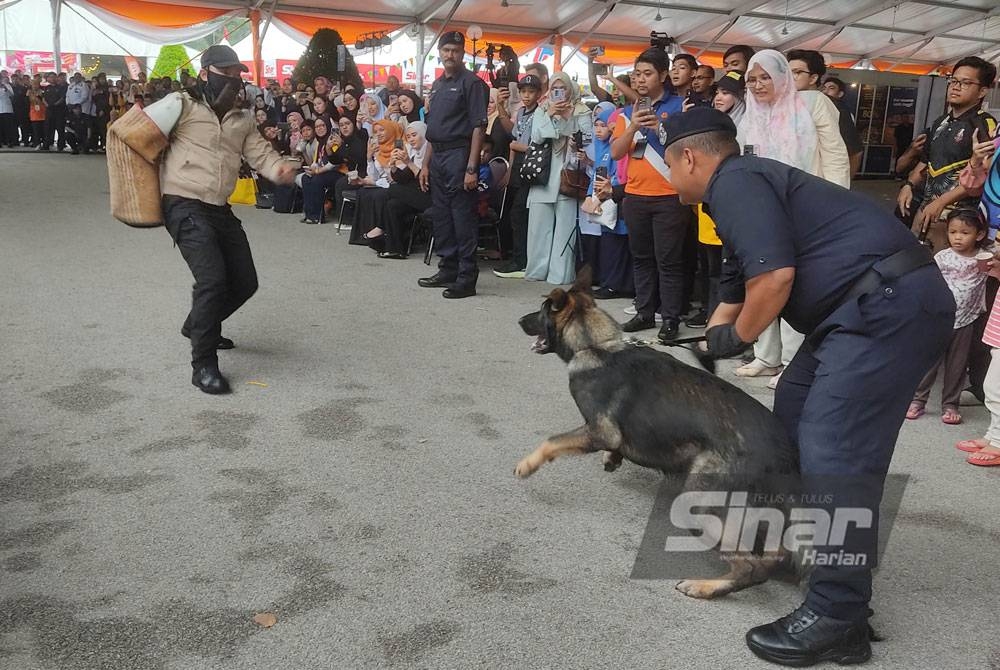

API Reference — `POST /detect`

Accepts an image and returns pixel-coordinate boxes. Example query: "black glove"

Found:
[705,323,751,359]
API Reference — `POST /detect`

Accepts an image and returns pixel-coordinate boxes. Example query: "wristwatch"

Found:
[465,166,477,175]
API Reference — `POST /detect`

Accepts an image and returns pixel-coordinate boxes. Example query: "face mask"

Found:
[205,70,243,114]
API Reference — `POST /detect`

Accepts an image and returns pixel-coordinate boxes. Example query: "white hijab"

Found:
[738,49,817,172]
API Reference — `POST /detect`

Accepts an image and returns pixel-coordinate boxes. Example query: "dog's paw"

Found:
[514,457,538,478]
[675,579,733,599]
[602,451,622,472]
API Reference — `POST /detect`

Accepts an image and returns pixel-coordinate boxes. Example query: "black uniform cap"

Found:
[438,31,465,49]
[662,107,737,149]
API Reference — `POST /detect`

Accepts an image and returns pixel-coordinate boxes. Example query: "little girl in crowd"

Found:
[907,209,992,425]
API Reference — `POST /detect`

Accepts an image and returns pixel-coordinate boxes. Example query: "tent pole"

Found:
[250,9,263,85]
[259,0,279,43]
[553,34,563,73]
[51,0,62,73]
[415,23,426,97]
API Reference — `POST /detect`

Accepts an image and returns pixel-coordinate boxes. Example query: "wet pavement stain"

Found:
[379,619,461,664]
[0,462,162,506]
[0,520,77,552]
[194,410,259,451]
[2,552,42,573]
[430,392,476,408]
[208,469,303,532]
[296,398,376,441]
[457,542,557,596]
[465,411,502,440]
[129,435,195,457]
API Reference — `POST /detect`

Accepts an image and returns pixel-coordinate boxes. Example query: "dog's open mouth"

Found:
[530,335,550,354]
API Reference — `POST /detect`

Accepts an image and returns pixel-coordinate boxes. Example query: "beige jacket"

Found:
[801,89,851,188]
[160,92,284,206]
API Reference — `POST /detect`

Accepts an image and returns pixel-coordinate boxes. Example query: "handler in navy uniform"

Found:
[662,108,955,667]
[417,31,490,299]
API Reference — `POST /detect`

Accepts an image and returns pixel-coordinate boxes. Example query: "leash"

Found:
[623,334,716,374]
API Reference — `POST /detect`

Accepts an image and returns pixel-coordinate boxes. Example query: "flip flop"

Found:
[941,409,962,425]
[956,439,989,453]
[905,402,925,420]
[967,450,1000,467]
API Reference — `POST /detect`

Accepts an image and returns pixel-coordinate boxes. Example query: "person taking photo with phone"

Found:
[610,47,692,343]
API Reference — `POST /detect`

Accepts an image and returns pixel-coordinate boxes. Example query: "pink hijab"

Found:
[738,49,817,172]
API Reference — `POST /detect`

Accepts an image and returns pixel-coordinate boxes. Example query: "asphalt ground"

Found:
[1,153,998,670]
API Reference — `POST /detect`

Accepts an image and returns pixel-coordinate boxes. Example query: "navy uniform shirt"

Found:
[425,67,489,145]
[704,155,919,335]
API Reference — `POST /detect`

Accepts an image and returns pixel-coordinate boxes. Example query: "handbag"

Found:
[581,195,618,230]
[519,139,552,186]
[228,177,257,206]
[559,167,589,200]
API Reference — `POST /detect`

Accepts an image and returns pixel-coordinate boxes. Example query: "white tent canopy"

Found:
[139,0,1000,67]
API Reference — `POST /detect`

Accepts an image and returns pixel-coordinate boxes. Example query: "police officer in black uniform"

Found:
[662,108,955,666]
[417,31,490,299]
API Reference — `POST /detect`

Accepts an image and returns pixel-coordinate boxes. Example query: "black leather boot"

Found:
[746,604,872,667]
[418,271,457,288]
[192,366,231,395]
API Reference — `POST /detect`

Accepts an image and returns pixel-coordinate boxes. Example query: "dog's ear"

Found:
[572,265,593,294]
[549,288,569,312]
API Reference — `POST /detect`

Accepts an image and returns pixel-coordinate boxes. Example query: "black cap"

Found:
[716,70,745,96]
[201,44,248,72]
[517,74,542,90]
[661,107,737,148]
[438,31,465,49]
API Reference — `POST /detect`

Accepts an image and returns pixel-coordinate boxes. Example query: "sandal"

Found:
[905,402,925,420]
[956,438,989,453]
[967,450,1000,466]
[941,408,962,425]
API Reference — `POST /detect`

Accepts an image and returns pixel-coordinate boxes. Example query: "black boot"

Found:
[745,604,872,667]
[621,315,656,333]
[192,366,231,395]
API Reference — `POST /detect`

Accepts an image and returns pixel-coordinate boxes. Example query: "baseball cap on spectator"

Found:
[518,74,542,90]
[716,71,745,96]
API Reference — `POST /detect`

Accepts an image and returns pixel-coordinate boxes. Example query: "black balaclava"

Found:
[203,70,243,118]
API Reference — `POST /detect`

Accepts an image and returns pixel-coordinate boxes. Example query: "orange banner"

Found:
[275,13,405,44]
[86,0,231,28]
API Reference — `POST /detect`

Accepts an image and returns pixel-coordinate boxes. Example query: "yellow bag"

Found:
[228,177,257,206]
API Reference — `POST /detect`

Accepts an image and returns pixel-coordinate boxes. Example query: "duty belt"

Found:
[431,139,470,152]
[840,244,934,304]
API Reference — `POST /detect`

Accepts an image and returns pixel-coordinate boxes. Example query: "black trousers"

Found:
[30,120,44,146]
[163,195,258,370]
[623,194,694,323]
[599,232,634,294]
[507,184,529,269]
[774,264,953,621]
[0,113,16,147]
[702,243,722,317]
[14,109,30,144]
[89,112,108,150]
[45,106,66,149]
[429,146,478,286]
[301,170,342,221]
[384,182,432,255]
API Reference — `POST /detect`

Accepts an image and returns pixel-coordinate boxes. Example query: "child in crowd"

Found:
[908,209,992,424]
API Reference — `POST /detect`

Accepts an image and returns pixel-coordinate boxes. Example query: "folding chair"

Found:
[336,189,359,235]
[477,156,509,257]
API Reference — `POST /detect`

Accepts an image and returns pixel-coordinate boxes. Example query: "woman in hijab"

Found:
[329,115,370,225]
[286,111,303,149]
[349,119,403,248]
[734,50,849,386]
[338,90,360,125]
[379,121,432,258]
[525,72,593,285]
[357,93,386,137]
[396,90,424,126]
[582,102,633,298]
[577,102,615,276]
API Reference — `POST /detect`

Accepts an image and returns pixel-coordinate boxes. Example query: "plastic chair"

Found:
[336,189,359,235]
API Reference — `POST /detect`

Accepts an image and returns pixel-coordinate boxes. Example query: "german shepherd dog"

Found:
[515,269,801,599]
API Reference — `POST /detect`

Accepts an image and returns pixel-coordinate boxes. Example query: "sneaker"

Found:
[493,263,526,279]
[623,305,663,322]
[685,309,708,328]
[734,360,783,378]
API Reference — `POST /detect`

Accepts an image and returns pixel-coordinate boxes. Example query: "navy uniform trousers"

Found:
[773,264,954,622]
[429,146,479,287]
[163,195,259,370]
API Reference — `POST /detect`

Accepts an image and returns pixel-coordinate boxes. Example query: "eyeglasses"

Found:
[947,77,981,89]
[745,76,771,87]
[791,69,812,77]
[692,75,712,80]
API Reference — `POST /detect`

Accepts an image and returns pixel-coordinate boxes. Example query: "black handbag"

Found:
[519,139,552,186]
